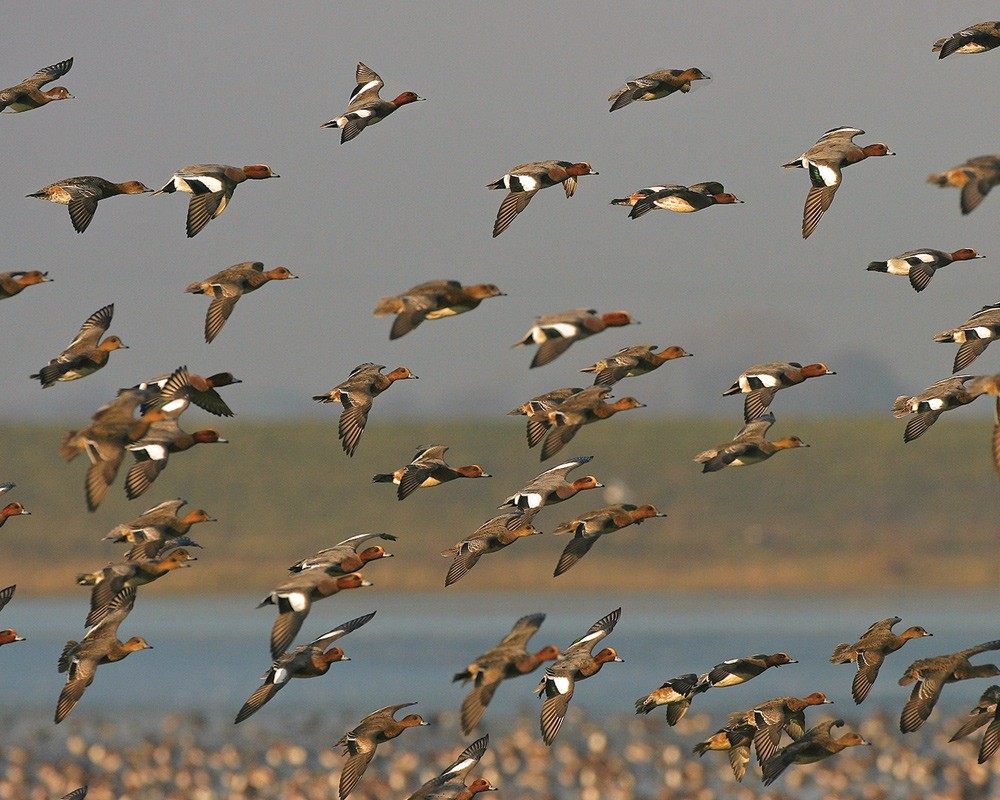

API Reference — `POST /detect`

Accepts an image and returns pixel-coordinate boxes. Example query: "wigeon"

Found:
[288,532,396,574]
[551,503,665,576]
[0,584,25,647]
[531,386,645,461]
[629,181,742,219]
[893,373,1000,442]
[727,692,832,766]
[27,176,152,233]
[453,613,558,734]
[373,280,504,339]
[933,22,1000,58]
[79,548,196,627]
[124,418,227,499]
[138,365,242,417]
[0,58,73,112]
[442,510,541,587]
[581,344,692,385]
[949,685,1000,764]
[373,445,490,500]
[723,361,835,422]
[783,126,894,238]
[635,673,706,725]
[899,641,1000,733]
[337,702,429,799]
[867,247,984,292]
[322,62,424,143]
[100,498,213,548]
[935,303,1000,372]
[154,164,279,237]
[31,304,127,387]
[404,735,494,800]
[693,722,756,782]
[698,652,798,690]
[312,363,418,457]
[608,68,709,112]
[831,617,932,704]
[515,308,637,368]
[258,570,371,659]
[235,611,375,723]
[0,501,30,528]
[761,719,869,786]
[488,161,597,237]
[55,587,151,723]
[0,270,50,300]
[610,184,675,206]
[928,155,1000,214]
[186,261,297,343]
[509,387,585,446]
[695,413,808,472]
[499,456,603,509]
[536,607,623,745]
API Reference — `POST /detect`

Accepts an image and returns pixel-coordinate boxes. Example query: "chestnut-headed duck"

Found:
[515,308,637,368]
[728,692,832,766]
[373,280,505,339]
[629,181,742,219]
[928,155,1000,214]
[312,363,418,457]
[442,510,541,587]
[288,532,396,574]
[488,161,597,237]
[27,176,151,233]
[899,640,1000,733]
[186,261,297,343]
[536,607,622,745]
[124,418,227,499]
[154,164,279,237]
[404,735,494,800]
[695,413,808,472]
[104,500,215,544]
[258,571,371,659]
[235,611,375,723]
[524,386,612,450]
[453,613,558,734]
[373,445,490,501]
[79,548,196,627]
[322,62,424,144]
[509,387,585,446]
[60,397,167,512]
[337,702,429,799]
[0,58,73,113]
[635,673,706,726]
[935,303,1000,373]
[0,270,50,300]
[581,344,691,386]
[867,247,984,292]
[723,361,835,422]
[0,501,29,528]
[934,22,1000,58]
[608,68,709,112]
[950,685,1000,763]
[499,456,603,509]
[137,365,241,417]
[0,584,24,646]
[783,127,894,238]
[831,616,932,704]
[531,386,646,461]
[56,587,151,724]
[761,719,869,786]
[893,373,1000,442]
[551,503,665,576]
[31,303,127,387]
[693,722,755,782]
[698,652,797,690]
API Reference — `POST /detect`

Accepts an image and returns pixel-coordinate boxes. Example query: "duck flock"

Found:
[3,10,1000,799]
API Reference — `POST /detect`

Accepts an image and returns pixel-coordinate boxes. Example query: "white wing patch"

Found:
[287,592,309,612]
[552,675,572,694]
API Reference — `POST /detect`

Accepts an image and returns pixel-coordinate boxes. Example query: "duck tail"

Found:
[372,296,404,316]
[892,396,913,418]
[830,642,854,663]
[866,261,888,273]
[932,329,957,343]
[782,157,805,169]
[372,473,394,483]
[185,281,206,294]
[33,364,61,387]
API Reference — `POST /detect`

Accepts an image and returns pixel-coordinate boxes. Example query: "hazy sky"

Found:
[3,1,1000,422]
